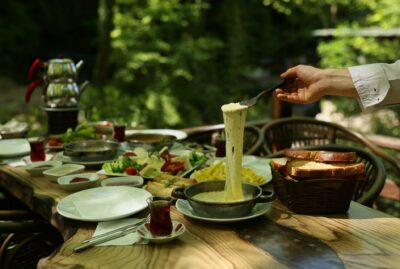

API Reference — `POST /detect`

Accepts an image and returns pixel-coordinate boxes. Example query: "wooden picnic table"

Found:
[1,163,400,269]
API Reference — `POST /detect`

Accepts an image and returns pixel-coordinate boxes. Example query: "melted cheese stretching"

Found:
[221,102,248,201]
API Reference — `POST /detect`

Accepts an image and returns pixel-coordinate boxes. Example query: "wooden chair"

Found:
[261,117,400,176]
[261,117,396,206]
[184,124,264,155]
[0,190,63,269]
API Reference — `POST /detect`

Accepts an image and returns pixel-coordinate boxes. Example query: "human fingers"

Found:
[275,92,306,104]
[280,65,300,79]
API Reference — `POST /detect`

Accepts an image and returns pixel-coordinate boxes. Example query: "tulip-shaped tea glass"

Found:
[28,137,46,162]
[147,196,173,236]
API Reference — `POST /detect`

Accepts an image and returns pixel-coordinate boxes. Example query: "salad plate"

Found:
[57,186,152,221]
[175,199,271,223]
[98,147,207,178]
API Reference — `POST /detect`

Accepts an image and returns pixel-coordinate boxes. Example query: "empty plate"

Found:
[57,186,152,221]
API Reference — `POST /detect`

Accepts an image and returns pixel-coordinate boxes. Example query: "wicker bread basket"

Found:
[268,145,385,214]
[271,168,357,214]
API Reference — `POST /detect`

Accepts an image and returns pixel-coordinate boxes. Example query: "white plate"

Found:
[54,151,117,166]
[192,156,272,185]
[57,186,152,221]
[101,176,144,187]
[175,199,271,223]
[0,139,30,158]
[137,221,185,243]
[125,129,187,140]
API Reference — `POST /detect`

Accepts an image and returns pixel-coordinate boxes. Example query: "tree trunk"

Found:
[92,0,114,87]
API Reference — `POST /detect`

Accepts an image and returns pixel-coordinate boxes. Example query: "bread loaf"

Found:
[285,159,365,178]
[283,149,357,163]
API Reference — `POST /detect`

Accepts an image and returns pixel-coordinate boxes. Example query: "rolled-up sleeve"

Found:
[348,60,400,110]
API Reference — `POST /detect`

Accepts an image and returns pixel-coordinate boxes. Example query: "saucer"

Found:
[137,221,185,243]
[22,154,53,164]
[175,199,271,223]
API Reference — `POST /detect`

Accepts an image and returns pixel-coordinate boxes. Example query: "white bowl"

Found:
[101,176,144,188]
[57,173,100,191]
[43,164,85,180]
[25,160,62,177]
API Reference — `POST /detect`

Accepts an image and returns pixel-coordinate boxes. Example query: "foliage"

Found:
[315,0,400,136]
[83,0,322,128]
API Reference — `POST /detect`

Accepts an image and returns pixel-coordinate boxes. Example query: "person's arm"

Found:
[348,60,400,110]
[275,65,357,104]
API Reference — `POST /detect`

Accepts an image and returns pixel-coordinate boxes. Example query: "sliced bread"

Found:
[270,158,288,171]
[285,159,365,178]
[283,149,357,163]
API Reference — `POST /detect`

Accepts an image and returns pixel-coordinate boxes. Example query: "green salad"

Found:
[102,147,207,177]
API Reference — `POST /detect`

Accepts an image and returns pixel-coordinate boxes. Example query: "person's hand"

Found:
[275,65,357,104]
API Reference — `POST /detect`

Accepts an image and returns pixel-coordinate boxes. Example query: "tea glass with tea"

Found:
[147,196,173,236]
[113,124,126,142]
[28,137,46,162]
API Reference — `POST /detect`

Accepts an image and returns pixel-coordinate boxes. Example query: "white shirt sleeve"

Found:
[348,60,400,110]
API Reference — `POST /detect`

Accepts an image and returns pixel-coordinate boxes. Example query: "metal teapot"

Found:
[28,58,84,81]
[25,58,89,107]
[43,80,89,107]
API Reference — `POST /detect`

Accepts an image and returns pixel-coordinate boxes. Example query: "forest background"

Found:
[1,0,399,137]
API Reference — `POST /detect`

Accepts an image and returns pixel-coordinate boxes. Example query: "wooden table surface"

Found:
[1,164,400,269]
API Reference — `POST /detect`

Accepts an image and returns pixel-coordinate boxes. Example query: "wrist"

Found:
[322,68,357,97]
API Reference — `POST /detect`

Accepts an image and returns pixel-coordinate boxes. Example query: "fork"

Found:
[239,79,286,107]
[73,215,150,253]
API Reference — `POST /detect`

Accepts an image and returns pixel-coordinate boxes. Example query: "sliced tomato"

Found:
[159,148,172,162]
[161,162,185,175]
[48,138,63,147]
[125,167,138,175]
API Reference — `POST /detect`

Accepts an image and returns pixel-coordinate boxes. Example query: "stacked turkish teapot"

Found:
[25,58,89,108]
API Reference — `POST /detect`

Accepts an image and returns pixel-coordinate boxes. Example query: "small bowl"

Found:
[43,164,85,180]
[26,160,62,177]
[64,140,119,162]
[137,221,185,243]
[101,176,144,187]
[57,173,99,191]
